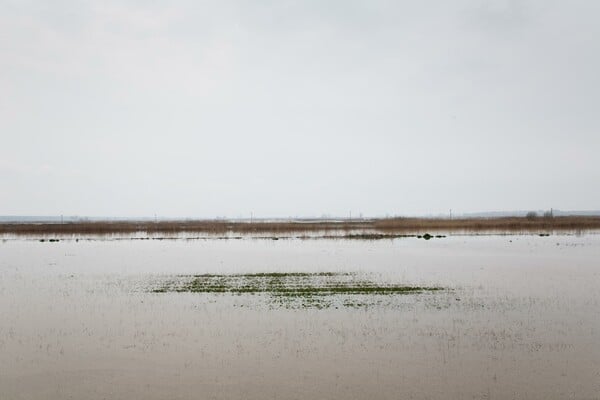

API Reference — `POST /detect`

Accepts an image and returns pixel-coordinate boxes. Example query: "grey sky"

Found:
[1,0,599,218]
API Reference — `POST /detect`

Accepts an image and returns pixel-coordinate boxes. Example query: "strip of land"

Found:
[1,216,599,236]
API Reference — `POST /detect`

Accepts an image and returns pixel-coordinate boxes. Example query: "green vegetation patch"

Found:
[152,272,443,308]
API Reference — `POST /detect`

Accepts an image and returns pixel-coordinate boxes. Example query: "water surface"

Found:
[0,234,599,399]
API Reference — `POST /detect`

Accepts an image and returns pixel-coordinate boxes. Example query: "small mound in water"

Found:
[152,272,443,308]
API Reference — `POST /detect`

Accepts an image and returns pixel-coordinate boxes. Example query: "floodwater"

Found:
[0,234,599,399]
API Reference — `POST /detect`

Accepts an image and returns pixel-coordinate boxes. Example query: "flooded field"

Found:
[1,234,599,399]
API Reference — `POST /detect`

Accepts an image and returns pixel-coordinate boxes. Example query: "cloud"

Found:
[1,0,599,216]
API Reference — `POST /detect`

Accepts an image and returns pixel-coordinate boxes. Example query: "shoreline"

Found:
[1,216,599,236]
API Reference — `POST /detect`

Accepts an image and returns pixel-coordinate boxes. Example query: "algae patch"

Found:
[151,272,443,308]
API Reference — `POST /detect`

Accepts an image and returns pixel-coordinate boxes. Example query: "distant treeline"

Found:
[1,216,600,235]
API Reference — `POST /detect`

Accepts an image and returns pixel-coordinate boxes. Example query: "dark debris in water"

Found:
[30,233,447,242]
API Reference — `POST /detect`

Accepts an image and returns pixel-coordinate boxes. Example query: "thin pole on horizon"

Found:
[450,209,452,220]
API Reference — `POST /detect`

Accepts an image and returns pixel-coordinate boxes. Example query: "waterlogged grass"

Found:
[3,215,597,235]
[152,272,444,308]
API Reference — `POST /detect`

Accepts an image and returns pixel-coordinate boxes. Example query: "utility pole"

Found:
[449,209,452,220]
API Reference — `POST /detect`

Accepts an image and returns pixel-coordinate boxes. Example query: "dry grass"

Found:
[372,216,600,232]
[1,216,599,236]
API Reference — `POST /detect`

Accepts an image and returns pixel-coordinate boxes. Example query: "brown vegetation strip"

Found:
[1,216,600,235]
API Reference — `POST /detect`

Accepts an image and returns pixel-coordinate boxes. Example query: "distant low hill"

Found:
[0,216,133,223]
[1,210,600,223]
[461,210,600,218]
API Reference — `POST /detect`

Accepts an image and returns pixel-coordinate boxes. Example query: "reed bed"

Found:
[1,216,599,236]
[372,216,600,232]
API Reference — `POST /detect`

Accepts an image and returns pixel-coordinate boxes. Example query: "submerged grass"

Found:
[152,272,443,308]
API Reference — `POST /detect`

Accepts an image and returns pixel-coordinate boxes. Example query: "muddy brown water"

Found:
[0,234,599,399]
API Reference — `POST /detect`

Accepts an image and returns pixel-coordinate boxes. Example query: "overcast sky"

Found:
[1,0,599,218]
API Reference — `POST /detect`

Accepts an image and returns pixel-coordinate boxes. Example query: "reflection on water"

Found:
[0,235,599,399]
